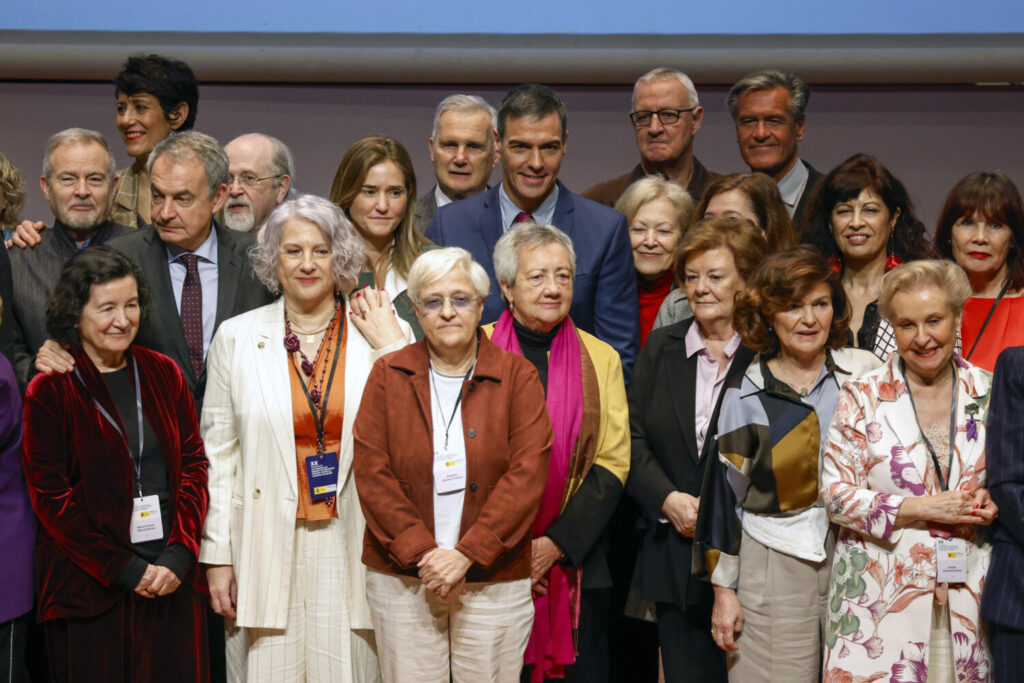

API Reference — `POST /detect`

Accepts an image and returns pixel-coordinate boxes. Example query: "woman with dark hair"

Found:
[652,173,797,330]
[801,153,933,360]
[329,136,432,338]
[112,54,200,228]
[695,246,879,681]
[934,171,1024,371]
[22,245,209,682]
[699,172,797,252]
[627,217,764,682]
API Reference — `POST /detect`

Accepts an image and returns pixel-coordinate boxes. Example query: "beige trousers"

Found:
[927,601,954,683]
[225,518,380,683]
[728,529,831,683]
[365,569,533,683]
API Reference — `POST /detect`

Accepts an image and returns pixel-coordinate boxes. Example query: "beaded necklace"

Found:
[283,297,342,406]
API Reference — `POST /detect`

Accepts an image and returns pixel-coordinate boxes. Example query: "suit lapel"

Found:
[251,302,297,490]
[141,231,193,383]
[214,224,242,332]
[665,322,699,463]
[551,181,575,237]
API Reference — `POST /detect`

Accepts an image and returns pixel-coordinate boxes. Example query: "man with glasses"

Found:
[584,68,719,207]
[221,133,294,233]
[727,69,821,221]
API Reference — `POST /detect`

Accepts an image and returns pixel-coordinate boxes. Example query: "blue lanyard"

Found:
[75,357,145,497]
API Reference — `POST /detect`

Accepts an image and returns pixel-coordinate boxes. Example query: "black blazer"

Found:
[625,318,754,608]
[109,222,275,416]
[793,160,823,233]
[981,346,1024,631]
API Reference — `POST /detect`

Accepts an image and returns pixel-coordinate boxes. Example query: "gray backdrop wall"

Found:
[2,80,1022,231]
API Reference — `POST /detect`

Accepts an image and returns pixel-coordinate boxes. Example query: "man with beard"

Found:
[220,133,293,233]
[8,128,133,389]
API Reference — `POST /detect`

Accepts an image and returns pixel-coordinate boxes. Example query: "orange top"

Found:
[290,314,347,520]
[961,295,1024,372]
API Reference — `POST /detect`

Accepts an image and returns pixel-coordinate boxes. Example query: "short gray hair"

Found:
[42,128,116,182]
[147,131,229,198]
[493,222,577,289]
[265,134,296,194]
[726,70,810,121]
[615,176,695,232]
[878,259,972,322]
[407,247,490,303]
[250,194,365,293]
[633,68,699,109]
[431,94,497,140]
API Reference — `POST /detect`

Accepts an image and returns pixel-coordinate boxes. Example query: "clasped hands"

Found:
[134,564,181,599]
[418,548,472,599]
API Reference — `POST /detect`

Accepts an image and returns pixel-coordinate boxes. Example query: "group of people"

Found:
[0,52,1021,683]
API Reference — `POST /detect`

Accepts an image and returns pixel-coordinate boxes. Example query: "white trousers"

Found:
[365,568,533,683]
[225,517,380,683]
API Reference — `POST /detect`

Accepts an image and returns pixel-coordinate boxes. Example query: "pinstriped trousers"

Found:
[365,569,533,683]
[225,517,380,683]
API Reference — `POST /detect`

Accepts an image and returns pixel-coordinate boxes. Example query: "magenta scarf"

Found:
[491,310,583,681]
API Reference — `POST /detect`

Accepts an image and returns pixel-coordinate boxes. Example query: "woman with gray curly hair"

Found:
[199,194,414,682]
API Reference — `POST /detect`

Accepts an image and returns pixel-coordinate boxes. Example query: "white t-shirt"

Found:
[429,364,467,549]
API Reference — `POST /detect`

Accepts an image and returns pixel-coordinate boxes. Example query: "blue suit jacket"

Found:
[981,346,1024,630]
[425,181,639,381]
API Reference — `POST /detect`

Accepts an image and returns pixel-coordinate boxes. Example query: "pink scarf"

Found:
[491,310,583,681]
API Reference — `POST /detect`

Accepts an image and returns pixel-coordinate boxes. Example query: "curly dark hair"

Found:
[800,153,934,264]
[114,54,199,131]
[934,171,1024,292]
[46,246,153,347]
[733,245,850,357]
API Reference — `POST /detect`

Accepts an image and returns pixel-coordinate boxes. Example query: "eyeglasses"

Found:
[628,107,696,128]
[228,173,281,188]
[415,295,481,313]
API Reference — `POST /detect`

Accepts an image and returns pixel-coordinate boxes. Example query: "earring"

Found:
[885,229,903,270]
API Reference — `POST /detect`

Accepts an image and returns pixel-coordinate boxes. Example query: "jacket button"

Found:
[468,383,475,392]
[253,488,261,499]
[469,482,478,492]
[258,341,265,349]
[467,428,476,438]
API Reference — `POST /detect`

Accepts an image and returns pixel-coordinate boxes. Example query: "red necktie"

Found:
[514,211,535,224]
[180,254,204,378]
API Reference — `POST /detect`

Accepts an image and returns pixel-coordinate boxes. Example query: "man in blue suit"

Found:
[426,83,639,380]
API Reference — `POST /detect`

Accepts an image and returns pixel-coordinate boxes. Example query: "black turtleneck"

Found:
[513,318,560,392]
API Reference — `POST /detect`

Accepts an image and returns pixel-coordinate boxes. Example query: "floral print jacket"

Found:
[820,354,992,683]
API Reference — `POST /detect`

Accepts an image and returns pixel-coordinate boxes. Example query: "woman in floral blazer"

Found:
[820,261,998,683]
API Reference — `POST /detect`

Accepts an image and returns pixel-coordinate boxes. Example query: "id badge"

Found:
[936,537,968,583]
[130,495,163,543]
[305,451,339,501]
[434,452,467,494]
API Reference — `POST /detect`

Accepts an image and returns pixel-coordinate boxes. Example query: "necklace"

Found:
[770,356,826,398]
[284,298,342,405]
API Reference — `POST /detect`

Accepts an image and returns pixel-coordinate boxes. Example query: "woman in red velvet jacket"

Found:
[21,246,209,683]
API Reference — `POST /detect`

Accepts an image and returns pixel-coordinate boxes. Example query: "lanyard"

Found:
[75,357,145,497]
[904,361,958,492]
[429,361,476,450]
[965,280,1010,362]
[289,329,343,455]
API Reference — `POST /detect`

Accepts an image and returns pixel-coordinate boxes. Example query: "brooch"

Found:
[965,403,980,441]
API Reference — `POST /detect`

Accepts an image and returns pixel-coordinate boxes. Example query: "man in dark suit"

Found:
[727,70,822,225]
[584,67,719,208]
[8,128,134,390]
[413,94,498,233]
[34,131,273,683]
[982,346,1024,681]
[426,83,639,379]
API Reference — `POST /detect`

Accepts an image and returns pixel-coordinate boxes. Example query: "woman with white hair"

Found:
[484,222,629,682]
[820,259,997,682]
[354,247,552,682]
[200,194,413,682]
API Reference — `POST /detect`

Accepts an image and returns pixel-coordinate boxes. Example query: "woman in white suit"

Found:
[199,194,413,682]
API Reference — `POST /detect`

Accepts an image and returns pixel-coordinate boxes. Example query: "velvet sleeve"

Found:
[22,378,136,587]
[455,361,553,568]
[165,360,208,559]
